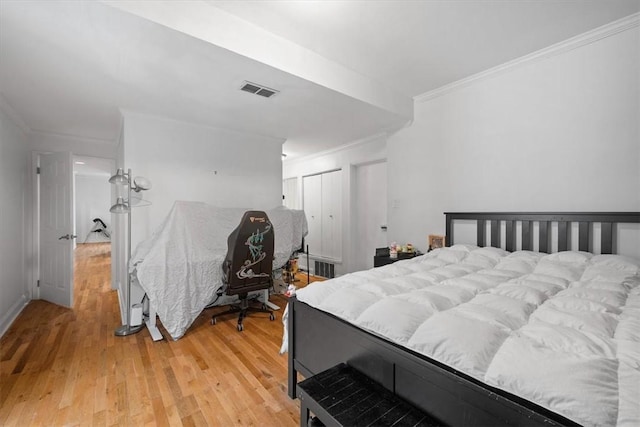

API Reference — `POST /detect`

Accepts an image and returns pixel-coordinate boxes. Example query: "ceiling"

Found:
[210,0,640,98]
[1,1,638,160]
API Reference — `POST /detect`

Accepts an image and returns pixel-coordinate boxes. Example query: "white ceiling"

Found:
[211,0,640,98]
[1,1,638,160]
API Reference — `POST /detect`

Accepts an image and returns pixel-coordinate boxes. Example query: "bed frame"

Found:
[288,211,640,426]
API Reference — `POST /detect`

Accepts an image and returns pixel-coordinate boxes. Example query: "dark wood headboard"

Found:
[445,212,640,254]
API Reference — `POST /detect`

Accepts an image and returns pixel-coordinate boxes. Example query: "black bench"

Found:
[297,363,444,427]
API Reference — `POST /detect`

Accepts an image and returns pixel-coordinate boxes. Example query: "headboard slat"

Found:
[578,222,589,252]
[491,220,500,248]
[477,219,486,247]
[601,222,613,254]
[539,221,549,253]
[506,221,515,252]
[522,221,532,251]
[558,221,568,252]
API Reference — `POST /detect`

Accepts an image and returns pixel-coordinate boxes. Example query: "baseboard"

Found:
[0,293,30,338]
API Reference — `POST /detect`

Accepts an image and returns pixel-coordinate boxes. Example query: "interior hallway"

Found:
[0,243,302,426]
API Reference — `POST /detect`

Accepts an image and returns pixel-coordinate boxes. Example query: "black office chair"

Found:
[211,210,276,331]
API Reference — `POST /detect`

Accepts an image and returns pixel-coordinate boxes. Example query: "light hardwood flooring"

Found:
[0,243,320,426]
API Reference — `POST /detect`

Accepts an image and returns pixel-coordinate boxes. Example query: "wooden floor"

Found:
[0,243,319,426]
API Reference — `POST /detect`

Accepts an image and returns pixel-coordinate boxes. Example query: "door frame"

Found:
[30,151,117,300]
[349,159,387,273]
[30,150,48,300]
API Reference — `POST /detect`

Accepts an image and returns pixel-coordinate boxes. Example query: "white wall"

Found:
[388,25,640,253]
[75,174,112,243]
[122,112,284,249]
[0,107,30,337]
[283,133,389,274]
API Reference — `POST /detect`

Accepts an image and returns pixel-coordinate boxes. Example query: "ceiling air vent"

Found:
[240,81,279,98]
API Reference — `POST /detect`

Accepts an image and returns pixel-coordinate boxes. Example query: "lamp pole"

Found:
[114,169,143,337]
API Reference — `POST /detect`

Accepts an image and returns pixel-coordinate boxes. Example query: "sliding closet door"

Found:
[321,170,342,260]
[303,174,322,257]
[303,170,342,261]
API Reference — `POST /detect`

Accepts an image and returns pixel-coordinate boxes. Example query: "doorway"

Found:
[35,152,115,308]
[72,156,115,302]
[282,177,299,209]
[353,161,387,272]
[73,156,114,245]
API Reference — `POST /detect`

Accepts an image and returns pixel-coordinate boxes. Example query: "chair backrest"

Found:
[222,210,274,295]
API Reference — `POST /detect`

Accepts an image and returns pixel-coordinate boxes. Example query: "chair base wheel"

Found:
[210,294,275,331]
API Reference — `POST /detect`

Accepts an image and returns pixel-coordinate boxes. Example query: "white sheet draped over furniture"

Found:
[132,201,307,340]
[293,245,640,427]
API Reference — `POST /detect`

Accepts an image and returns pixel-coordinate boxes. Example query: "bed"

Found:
[286,212,640,426]
[130,201,307,341]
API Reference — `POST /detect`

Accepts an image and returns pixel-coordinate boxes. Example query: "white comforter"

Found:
[132,201,307,340]
[295,245,640,427]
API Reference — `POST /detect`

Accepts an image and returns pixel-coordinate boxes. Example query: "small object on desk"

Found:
[389,242,398,259]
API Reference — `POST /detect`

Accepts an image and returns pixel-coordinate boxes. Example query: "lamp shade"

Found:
[133,176,152,192]
[110,197,130,214]
[109,168,129,185]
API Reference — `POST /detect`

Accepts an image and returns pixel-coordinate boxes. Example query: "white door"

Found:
[303,174,322,257]
[354,161,387,272]
[40,152,74,307]
[321,170,342,260]
[282,177,299,209]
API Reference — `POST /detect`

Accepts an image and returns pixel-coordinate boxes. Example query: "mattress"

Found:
[131,201,308,340]
[295,245,640,427]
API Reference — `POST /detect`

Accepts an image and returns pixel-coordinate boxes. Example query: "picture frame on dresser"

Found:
[428,234,445,250]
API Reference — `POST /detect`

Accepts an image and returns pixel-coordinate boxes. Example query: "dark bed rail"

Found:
[445,212,640,254]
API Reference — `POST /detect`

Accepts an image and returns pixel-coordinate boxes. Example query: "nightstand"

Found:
[374,251,418,267]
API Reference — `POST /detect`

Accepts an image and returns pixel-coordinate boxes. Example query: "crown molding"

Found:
[284,131,389,165]
[415,13,639,103]
[0,93,31,134]
[28,129,118,146]
[0,93,119,145]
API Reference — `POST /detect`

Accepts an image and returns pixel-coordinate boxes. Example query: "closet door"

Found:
[321,170,342,260]
[303,174,322,257]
